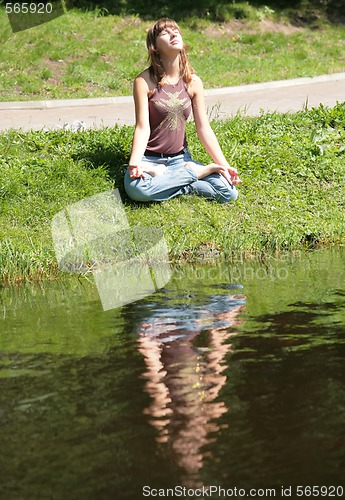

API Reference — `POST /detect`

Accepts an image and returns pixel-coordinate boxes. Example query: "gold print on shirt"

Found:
[155,89,190,131]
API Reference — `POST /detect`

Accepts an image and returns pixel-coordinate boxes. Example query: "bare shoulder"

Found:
[188,73,204,98]
[136,68,150,82]
[191,73,203,84]
[134,69,156,93]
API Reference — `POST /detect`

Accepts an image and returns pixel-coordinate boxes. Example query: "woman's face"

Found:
[155,26,183,55]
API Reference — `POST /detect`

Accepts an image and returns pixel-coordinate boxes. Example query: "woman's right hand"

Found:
[128,165,144,179]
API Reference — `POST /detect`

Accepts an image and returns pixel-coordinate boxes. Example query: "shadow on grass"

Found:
[71,143,128,197]
[61,125,132,199]
[69,141,161,212]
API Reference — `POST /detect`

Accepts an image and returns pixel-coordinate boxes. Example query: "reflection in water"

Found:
[136,293,245,484]
[1,249,345,498]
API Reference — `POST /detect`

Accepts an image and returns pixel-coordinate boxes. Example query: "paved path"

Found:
[1,72,344,132]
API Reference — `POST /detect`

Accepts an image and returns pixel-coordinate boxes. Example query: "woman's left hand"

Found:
[227,166,242,185]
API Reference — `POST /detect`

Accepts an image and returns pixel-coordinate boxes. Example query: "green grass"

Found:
[1,103,345,284]
[1,7,345,101]
[1,5,345,284]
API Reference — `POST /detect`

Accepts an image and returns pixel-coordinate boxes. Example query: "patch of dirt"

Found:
[258,19,302,34]
[205,19,302,37]
[43,57,68,83]
[112,15,144,34]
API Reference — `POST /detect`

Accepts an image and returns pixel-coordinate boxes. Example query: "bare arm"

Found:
[190,76,241,184]
[128,74,151,178]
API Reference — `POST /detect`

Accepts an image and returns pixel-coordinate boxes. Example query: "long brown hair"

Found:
[146,18,194,85]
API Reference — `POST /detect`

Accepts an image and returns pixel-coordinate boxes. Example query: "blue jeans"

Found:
[124,150,238,204]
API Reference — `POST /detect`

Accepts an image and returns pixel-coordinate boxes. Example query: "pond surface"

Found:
[1,248,345,499]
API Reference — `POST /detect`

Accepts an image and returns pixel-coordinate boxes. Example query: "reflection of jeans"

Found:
[124,150,238,203]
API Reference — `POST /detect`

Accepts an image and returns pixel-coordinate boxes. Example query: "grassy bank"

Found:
[1,7,345,101]
[1,103,345,284]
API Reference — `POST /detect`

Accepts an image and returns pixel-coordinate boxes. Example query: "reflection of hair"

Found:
[146,18,194,85]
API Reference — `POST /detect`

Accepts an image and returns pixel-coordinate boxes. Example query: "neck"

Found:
[161,54,180,81]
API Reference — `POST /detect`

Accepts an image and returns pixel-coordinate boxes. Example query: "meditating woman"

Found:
[124,18,241,203]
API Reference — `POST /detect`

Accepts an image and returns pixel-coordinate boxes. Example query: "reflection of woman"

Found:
[124,18,241,203]
[136,294,245,484]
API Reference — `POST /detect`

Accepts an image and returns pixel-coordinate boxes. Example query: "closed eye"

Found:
[160,29,180,36]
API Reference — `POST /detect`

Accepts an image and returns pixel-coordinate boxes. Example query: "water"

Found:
[0,248,344,499]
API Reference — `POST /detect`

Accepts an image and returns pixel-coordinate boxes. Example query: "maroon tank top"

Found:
[146,79,192,154]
